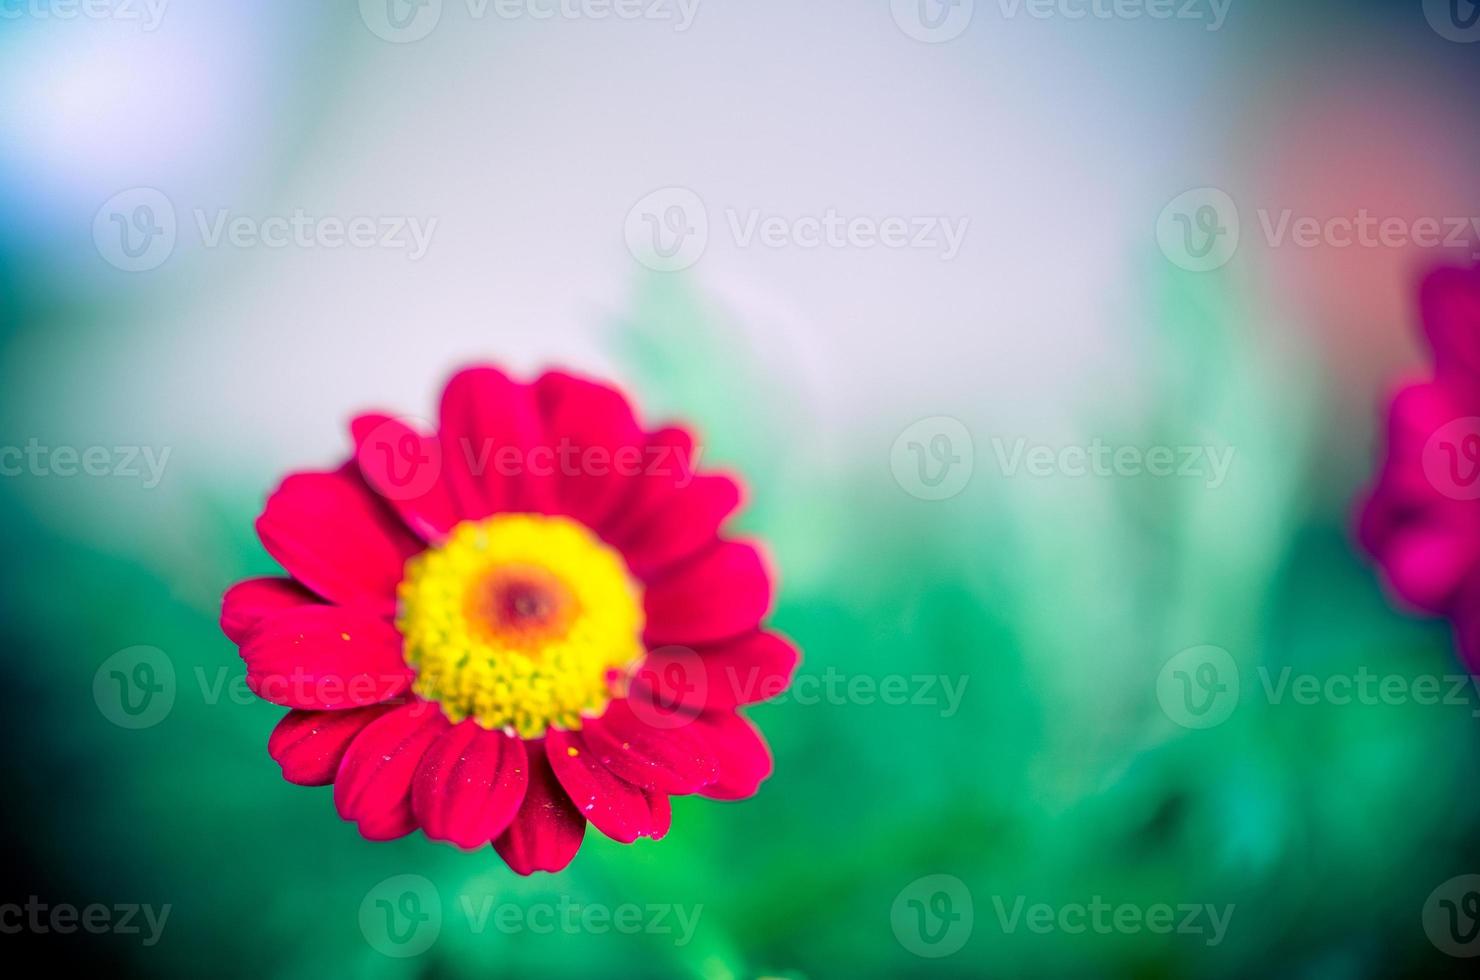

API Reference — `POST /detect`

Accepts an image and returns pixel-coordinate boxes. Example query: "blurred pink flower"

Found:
[1359,266,1480,666]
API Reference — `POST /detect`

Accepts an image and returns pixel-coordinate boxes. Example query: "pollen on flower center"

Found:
[396,514,644,738]
[468,564,575,645]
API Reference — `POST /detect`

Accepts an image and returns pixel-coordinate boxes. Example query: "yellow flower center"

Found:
[396,514,645,738]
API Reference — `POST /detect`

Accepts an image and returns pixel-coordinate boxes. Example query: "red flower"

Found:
[1359,266,1480,666]
[221,367,798,873]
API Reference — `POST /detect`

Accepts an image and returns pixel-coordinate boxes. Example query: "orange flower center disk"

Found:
[396,515,645,738]
[467,565,576,647]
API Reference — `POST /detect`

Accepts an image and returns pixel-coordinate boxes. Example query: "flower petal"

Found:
[1357,380,1480,613]
[412,721,529,849]
[241,605,414,710]
[1376,522,1480,614]
[268,705,395,786]
[352,414,461,542]
[646,791,672,840]
[634,631,799,711]
[494,741,587,875]
[1423,266,1480,388]
[601,428,698,539]
[255,464,421,616]
[221,577,318,645]
[579,698,718,794]
[690,710,773,801]
[1368,381,1473,508]
[334,701,449,840]
[438,366,551,519]
[643,541,773,647]
[533,371,645,531]
[545,727,670,843]
[616,474,742,581]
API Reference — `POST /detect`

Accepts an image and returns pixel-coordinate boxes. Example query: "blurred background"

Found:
[4,0,1480,976]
